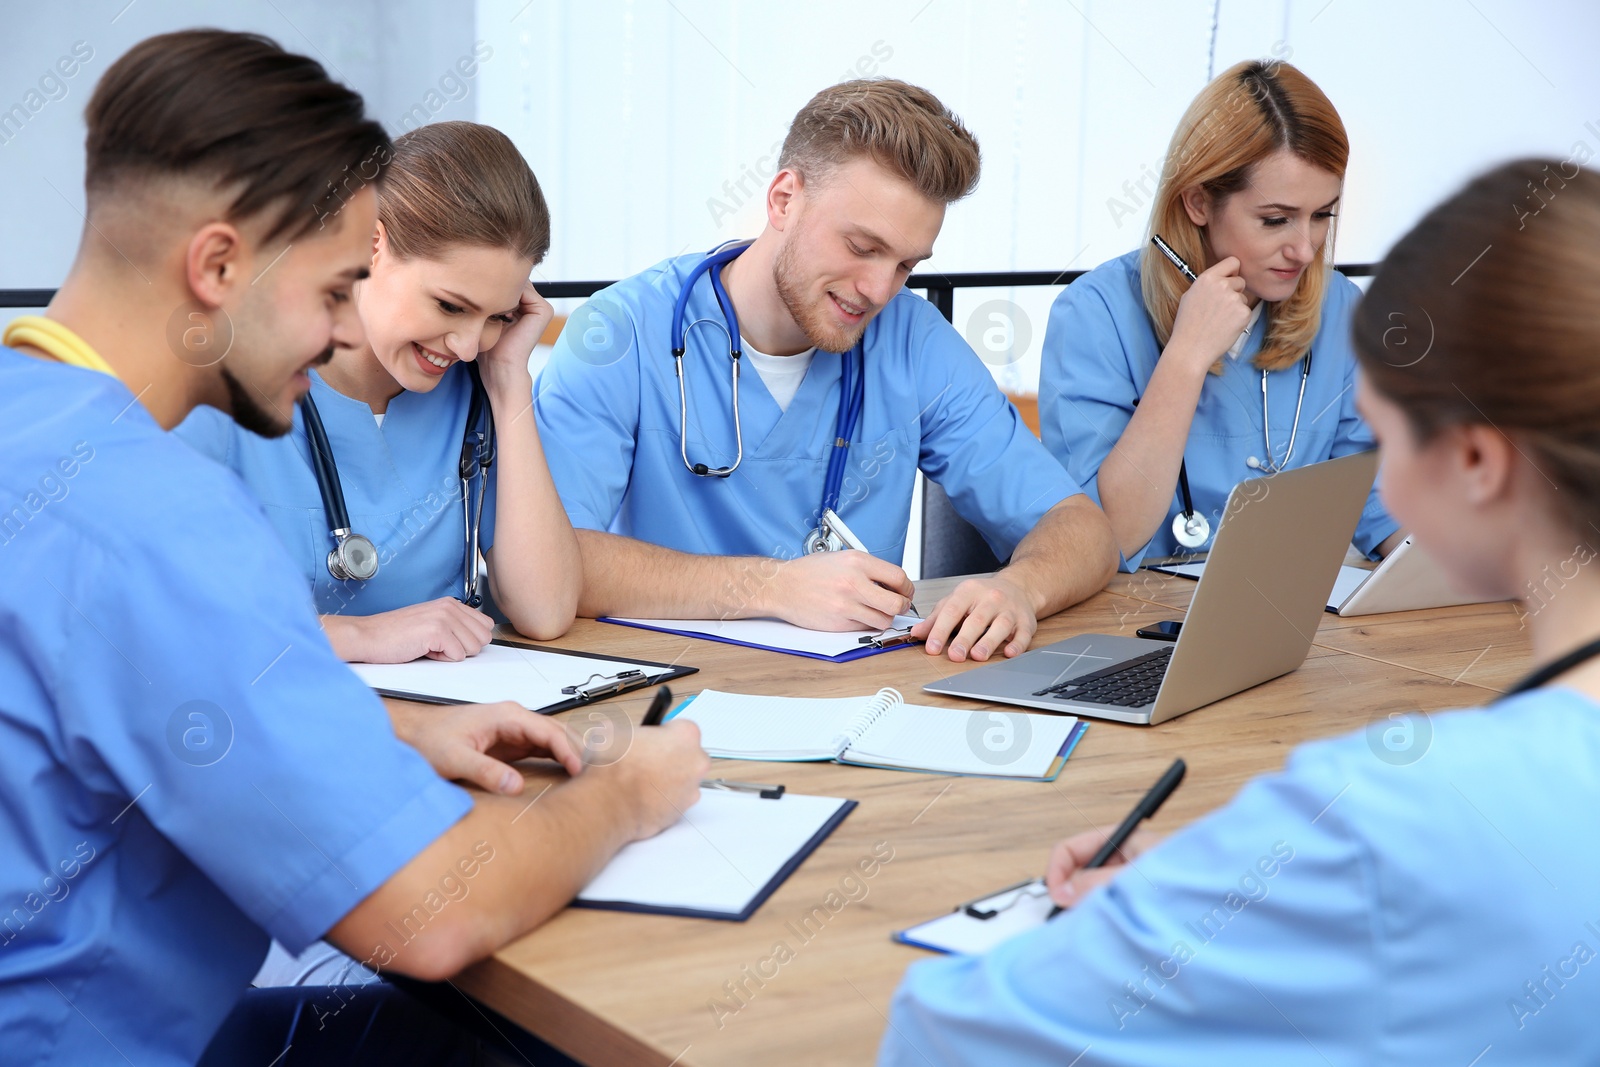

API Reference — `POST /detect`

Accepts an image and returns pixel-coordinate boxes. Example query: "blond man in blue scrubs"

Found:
[535,80,1118,663]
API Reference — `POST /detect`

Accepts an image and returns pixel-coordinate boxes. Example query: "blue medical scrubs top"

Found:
[534,249,1084,564]
[0,351,472,1066]
[882,688,1600,1064]
[1040,250,1396,571]
[174,364,494,617]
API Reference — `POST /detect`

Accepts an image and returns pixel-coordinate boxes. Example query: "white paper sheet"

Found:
[576,789,852,916]
[1153,561,1369,612]
[897,878,1056,955]
[350,643,672,711]
[604,614,921,658]
[848,705,1079,778]
[678,690,874,760]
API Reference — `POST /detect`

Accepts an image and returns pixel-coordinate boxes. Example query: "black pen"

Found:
[1150,235,1252,348]
[1151,234,1198,282]
[640,685,673,727]
[1048,758,1186,918]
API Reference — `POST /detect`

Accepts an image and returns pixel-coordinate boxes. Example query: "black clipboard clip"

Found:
[561,669,647,701]
[957,878,1049,920]
[859,625,920,650]
[702,777,786,799]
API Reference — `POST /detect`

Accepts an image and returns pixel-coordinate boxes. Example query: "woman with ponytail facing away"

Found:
[883,159,1600,1065]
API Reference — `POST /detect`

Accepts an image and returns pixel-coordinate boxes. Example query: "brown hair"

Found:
[1353,158,1600,538]
[1141,59,1349,373]
[778,78,981,204]
[84,29,391,243]
[377,121,550,265]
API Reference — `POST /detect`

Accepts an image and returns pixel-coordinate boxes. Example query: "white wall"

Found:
[475,0,1600,394]
[0,0,476,289]
[9,0,1597,346]
[4,1,1596,575]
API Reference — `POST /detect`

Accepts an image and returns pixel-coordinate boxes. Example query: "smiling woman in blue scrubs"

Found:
[176,122,580,663]
[1040,59,1401,570]
[883,159,1600,1066]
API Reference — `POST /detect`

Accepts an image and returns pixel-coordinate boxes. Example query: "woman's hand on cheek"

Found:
[476,281,552,404]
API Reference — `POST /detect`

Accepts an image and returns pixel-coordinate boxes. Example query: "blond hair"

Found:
[1141,59,1349,373]
[779,78,981,203]
[377,121,549,265]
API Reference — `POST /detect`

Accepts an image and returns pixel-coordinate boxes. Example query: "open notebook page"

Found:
[679,690,882,760]
[844,705,1080,778]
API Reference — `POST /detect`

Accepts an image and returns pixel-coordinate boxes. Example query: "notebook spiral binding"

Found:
[829,687,903,755]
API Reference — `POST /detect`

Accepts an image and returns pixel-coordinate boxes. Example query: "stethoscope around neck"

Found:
[1164,350,1313,550]
[300,362,496,607]
[670,240,867,553]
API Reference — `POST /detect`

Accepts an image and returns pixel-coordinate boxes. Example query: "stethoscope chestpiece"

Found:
[1171,510,1211,549]
[802,526,834,554]
[327,531,380,582]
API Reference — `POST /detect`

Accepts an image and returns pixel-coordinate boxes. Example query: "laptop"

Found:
[1154,534,1496,617]
[924,450,1379,725]
[1329,535,1496,616]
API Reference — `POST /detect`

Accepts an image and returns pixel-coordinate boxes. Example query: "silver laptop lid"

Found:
[1147,449,1379,721]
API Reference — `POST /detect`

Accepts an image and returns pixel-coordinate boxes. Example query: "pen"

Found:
[1151,235,1251,344]
[1048,757,1186,918]
[640,685,673,727]
[1151,234,1198,282]
[821,507,871,553]
[701,777,786,799]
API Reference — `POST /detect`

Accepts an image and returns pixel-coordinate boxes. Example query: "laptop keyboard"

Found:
[1032,647,1174,708]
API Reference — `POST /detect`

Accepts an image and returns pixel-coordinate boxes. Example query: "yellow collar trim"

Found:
[3,316,119,380]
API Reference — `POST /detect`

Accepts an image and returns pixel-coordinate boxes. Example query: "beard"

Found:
[220,344,334,439]
[772,236,873,355]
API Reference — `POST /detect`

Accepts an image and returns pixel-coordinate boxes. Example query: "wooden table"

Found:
[452,574,1532,1065]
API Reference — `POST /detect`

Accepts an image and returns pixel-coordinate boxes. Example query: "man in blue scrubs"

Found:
[535,80,1118,663]
[0,31,705,1065]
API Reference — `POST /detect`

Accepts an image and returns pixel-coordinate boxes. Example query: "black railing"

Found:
[0,262,1382,326]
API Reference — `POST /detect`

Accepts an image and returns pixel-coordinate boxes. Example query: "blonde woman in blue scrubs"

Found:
[1040,59,1403,570]
[177,121,580,662]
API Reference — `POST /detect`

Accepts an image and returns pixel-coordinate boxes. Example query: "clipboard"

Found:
[350,640,698,716]
[893,877,1055,955]
[573,789,857,921]
[600,614,922,663]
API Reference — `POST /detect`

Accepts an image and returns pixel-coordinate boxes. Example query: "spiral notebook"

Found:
[669,688,1087,780]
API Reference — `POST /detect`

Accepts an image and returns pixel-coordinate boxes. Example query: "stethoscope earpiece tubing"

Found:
[300,394,351,532]
[673,242,749,479]
[671,242,865,551]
